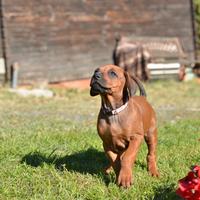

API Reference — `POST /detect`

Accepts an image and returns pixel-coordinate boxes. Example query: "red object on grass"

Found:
[176,165,200,200]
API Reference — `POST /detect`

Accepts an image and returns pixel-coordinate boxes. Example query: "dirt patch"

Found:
[49,77,200,90]
[49,79,90,90]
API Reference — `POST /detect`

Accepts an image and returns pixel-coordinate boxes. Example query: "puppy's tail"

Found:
[131,75,147,97]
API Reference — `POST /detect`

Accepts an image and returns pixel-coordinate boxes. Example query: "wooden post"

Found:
[11,62,19,89]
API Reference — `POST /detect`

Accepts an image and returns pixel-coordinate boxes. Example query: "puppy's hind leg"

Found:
[145,128,159,177]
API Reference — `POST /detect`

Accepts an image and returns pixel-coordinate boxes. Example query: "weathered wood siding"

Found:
[0,1,5,83]
[2,0,195,83]
[0,18,3,59]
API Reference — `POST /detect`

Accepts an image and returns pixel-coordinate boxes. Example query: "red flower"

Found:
[176,166,200,200]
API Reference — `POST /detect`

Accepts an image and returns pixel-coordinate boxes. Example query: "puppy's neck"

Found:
[101,92,128,114]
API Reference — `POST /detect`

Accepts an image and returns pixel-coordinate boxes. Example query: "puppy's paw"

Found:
[117,168,133,188]
[149,169,160,177]
[147,161,160,177]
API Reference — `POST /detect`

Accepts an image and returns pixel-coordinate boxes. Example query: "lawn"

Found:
[0,80,200,200]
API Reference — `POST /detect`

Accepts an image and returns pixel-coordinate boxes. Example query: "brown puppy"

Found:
[90,64,159,188]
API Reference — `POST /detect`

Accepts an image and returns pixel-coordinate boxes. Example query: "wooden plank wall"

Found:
[0,1,5,83]
[2,0,195,83]
[0,0,3,59]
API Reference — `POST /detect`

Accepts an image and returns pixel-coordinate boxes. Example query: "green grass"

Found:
[0,80,200,199]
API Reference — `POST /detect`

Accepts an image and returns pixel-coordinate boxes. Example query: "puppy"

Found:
[90,64,159,188]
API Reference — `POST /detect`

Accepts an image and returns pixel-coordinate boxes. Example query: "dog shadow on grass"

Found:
[21,148,108,174]
[21,149,181,197]
[21,148,152,185]
[21,148,113,184]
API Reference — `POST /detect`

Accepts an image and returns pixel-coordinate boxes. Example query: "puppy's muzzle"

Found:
[94,70,102,80]
[90,71,111,96]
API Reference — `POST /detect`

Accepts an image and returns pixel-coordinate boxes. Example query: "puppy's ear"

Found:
[124,71,147,97]
[124,71,137,97]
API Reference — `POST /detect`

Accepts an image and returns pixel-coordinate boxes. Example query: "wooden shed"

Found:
[0,0,196,84]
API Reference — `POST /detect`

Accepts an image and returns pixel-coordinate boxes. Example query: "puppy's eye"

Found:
[109,70,118,78]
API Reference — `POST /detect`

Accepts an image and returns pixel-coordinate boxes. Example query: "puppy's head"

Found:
[90,64,136,97]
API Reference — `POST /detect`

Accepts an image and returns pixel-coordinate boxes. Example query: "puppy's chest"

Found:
[97,117,131,152]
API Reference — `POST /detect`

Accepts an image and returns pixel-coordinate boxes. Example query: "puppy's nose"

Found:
[94,70,102,80]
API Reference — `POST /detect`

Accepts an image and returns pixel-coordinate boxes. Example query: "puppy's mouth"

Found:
[90,80,111,96]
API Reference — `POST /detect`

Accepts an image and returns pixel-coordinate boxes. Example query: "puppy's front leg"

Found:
[103,143,119,175]
[118,134,144,188]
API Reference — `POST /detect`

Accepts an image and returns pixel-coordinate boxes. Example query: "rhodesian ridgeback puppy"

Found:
[90,64,159,188]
